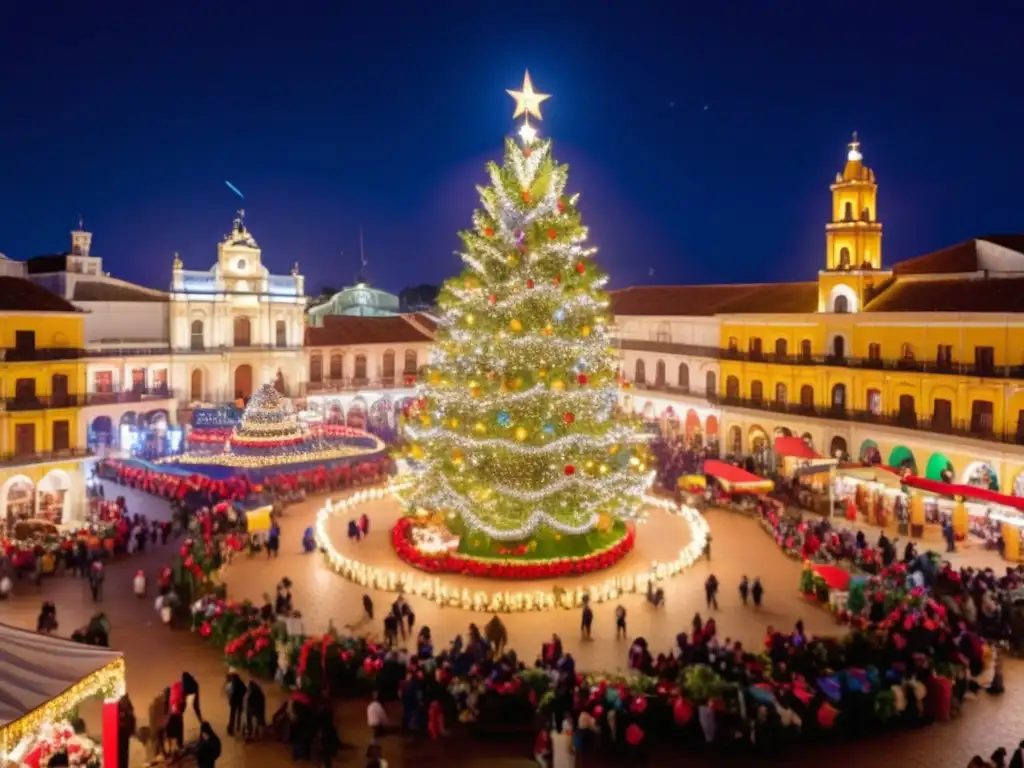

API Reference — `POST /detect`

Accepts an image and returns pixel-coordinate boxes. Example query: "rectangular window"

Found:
[974,346,995,374]
[52,420,70,452]
[152,369,168,393]
[15,378,36,401]
[867,343,881,362]
[94,371,113,393]
[932,399,952,430]
[14,423,36,457]
[971,400,994,435]
[131,368,146,392]
[866,389,882,415]
[936,344,953,368]
[14,330,35,351]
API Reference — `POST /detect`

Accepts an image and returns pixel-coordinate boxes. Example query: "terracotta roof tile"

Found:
[610,282,818,316]
[0,277,81,313]
[865,276,1024,313]
[892,235,1024,275]
[73,281,168,302]
[305,314,435,347]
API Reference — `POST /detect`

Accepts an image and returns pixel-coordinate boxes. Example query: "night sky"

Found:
[1,2,1021,296]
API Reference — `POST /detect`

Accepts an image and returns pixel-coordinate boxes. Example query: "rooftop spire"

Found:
[355,226,369,285]
[847,131,862,162]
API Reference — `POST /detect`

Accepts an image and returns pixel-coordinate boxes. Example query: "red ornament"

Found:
[575,262,586,274]
[553,274,561,286]
[547,228,557,239]
[564,464,576,476]
[522,189,531,203]
[488,294,496,305]
[577,374,589,385]
[526,279,535,289]
[563,412,575,425]
[557,199,566,213]
[484,227,494,237]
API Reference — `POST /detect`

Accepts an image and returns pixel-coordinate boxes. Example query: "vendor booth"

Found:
[833,465,908,531]
[0,624,125,767]
[703,460,774,505]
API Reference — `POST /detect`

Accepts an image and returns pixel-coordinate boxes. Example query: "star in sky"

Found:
[507,70,551,121]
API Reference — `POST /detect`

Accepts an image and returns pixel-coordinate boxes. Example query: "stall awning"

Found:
[0,623,124,750]
[901,475,1024,513]
[795,463,836,478]
[704,460,774,493]
[838,466,905,490]
[774,436,821,460]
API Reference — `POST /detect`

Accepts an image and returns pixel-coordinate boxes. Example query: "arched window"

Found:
[383,350,396,380]
[800,385,815,410]
[900,343,915,361]
[775,383,788,405]
[800,339,812,361]
[727,337,738,352]
[831,383,847,411]
[705,371,716,396]
[866,388,882,415]
[838,246,851,268]
[726,376,740,399]
[750,380,764,403]
[843,203,853,222]
[834,295,850,313]
[774,338,788,359]
[190,320,204,351]
[275,320,287,347]
[635,360,646,385]
[329,354,343,380]
[749,337,763,358]
[655,360,666,387]
[728,425,742,454]
[309,355,323,383]
[354,354,368,381]
[677,363,690,391]
[404,350,418,374]
[233,316,251,347]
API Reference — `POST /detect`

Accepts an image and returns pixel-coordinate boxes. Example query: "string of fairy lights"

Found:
[314,487,710,613]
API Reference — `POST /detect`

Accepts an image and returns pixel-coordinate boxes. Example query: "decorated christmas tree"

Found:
[399,73,651,561]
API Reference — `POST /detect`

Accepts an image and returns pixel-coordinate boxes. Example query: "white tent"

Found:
[0,623,125,755]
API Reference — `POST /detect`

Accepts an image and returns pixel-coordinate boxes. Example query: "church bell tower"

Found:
[818,134,890,313]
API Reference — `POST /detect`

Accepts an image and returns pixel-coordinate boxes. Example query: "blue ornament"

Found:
[497,410,511,427]
[542,424,556,436]
[553,308,566,323]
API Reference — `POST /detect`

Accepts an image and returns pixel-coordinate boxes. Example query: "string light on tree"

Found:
[395,70,651,551]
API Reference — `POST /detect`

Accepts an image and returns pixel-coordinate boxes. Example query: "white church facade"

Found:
[169,211,307,404]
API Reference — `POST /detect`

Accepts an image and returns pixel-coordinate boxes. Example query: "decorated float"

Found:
[159,385,386,481]
[0,624,125,768]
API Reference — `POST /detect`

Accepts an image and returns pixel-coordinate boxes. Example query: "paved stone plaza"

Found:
[1,481,1020,767]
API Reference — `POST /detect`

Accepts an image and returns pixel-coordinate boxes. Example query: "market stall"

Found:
[0,623,125,767]
[703,460,774,504]
[833,465,908,530]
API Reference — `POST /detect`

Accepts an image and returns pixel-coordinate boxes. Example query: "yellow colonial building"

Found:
[0,276,90,527]
[613,134,1024,500]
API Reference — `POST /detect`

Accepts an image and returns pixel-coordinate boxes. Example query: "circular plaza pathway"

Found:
[0,481,1019,767]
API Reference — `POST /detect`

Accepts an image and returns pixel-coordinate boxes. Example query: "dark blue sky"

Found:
[1,1,1021,295]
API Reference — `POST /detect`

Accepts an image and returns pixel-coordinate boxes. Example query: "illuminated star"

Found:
[507,70,551,121]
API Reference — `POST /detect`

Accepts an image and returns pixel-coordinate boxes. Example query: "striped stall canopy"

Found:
[0,623,124,750]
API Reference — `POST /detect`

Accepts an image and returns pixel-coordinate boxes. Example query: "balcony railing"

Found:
[84,344,304,358]
[305,376,421,394]
[1,347,83,362]
[707,394,1024,447]
[84,388,177,405]
[618,338,1024,381]
[2,395,82,411]
[0,447,93,467]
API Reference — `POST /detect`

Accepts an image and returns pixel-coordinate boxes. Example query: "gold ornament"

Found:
[581,325,591,337]
[430,372,441,385]
[410,444,425,460]
[609,444,619,454]
[542,324,553,336]
[507,254,519,266]
[510,318,523,332]
[507,70,551,120]
[551,379,565,391]
[466,314,475,326]
[514,426,528,442]
[538,368,548,378]
[473,421,486,433]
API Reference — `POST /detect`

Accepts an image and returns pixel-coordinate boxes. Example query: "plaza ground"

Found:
[1,481,1021,767]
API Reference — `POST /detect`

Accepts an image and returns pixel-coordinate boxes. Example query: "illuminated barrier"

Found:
[313,486,709,613]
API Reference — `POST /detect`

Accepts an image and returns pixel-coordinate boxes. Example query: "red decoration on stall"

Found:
[103,697,120,768]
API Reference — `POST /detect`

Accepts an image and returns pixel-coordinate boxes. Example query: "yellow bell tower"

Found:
[825,133,882,270]
[818,133,890,313]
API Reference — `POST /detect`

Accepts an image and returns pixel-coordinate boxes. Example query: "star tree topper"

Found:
[507,70,550,143]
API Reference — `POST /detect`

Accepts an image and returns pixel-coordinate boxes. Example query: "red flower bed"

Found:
[391,517,635,579]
